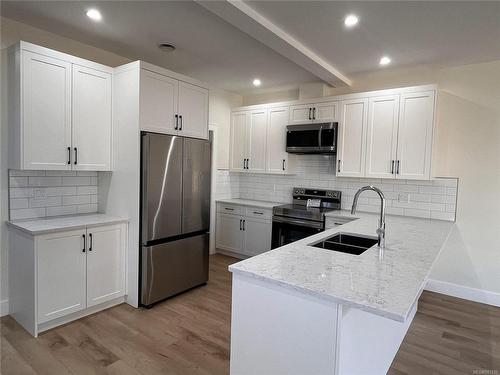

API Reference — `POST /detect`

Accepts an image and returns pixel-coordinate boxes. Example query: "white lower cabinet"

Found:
[86,225,126,307]
[9,222,127,336]
[37,229,87,324]
[216,203,272,258]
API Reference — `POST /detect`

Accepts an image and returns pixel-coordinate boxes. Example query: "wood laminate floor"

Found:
[1,254,499,375]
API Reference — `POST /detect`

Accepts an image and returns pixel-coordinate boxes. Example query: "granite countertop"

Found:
[7,214,129,235]
[216,198,282,209]
[229,212,454,322]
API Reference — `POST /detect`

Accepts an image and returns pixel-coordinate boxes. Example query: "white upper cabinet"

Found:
[140,69,178,135]
[229,109,267,172]
[267,106,289,173]
[289,104,313,124]
[248,109,268,172]
[21,51,72,170]
[313,101,338,123]
[177,81,209,140]
[72,65,112,171]
[396,91,435,180]
[337,98,368,177]
[139,68,209,140]
[230,111,249,171]
[289,101,338,124]
[8,42,113,171]
[365,95,400,178]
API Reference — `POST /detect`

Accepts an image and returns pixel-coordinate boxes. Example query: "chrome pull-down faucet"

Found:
[351,186,386,248]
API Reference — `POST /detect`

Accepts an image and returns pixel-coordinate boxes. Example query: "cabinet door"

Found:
[248,109,267,172]
[337,98,368,177]
[230,111,248,171]
[87,224,126,307]
[140,69,178,135]
[365,95,399,179]
[22,51,72,170]
[242,218,272,256]
[216,213,243,253]
[72,65,112,171]
[396,91,435,180]
[177,81,209,139]
[289,104,313,124]
[37,229,86,324]
[313,101,338,123]
[267,106,289,173]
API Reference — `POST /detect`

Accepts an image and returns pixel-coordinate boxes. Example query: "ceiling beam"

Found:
[197,0,351,87]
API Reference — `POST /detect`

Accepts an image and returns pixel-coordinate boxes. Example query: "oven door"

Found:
[272,216,324,249]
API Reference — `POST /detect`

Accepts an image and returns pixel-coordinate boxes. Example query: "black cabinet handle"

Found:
[179,115,183,131]
[246,158,250,169]
[67,147,71,165]
[312,107,316,120]
[74,147,78,165]
[308,108,311,120]
[175,114,178,130]
[239,219,242,230]
[253,211,263,215]
[225,207,234,211]
[82,234,86,253]
[397,160,400,174]
[282,159,286,171]
[391,160,395,174]
[89,233,93,251]
[337,160,341,173]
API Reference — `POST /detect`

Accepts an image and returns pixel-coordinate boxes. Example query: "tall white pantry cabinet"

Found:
[7,41,113,171]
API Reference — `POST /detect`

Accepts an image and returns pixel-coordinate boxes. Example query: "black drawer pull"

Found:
[253,211,263,215]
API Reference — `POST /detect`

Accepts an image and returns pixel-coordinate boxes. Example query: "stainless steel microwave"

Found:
[286,122,338,154]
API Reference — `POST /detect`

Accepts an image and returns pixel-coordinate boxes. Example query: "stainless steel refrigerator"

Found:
[140,132,211,307]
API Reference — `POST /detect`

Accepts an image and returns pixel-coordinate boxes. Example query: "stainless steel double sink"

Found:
[311,232,378,255]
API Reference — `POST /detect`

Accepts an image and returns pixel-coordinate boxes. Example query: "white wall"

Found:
[0,16,242,313]
[209,88,243,169]
[242,60,500,300]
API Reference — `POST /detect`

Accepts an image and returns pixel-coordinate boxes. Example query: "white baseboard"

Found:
[0,299,9,317]
[425,279,500,307]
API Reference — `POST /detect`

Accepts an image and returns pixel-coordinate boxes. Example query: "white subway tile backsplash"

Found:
[9,170,98,220]
[62,176,92,186]
[10,198,29,210]
[10,207,46,220]
[29,196,62,208]
[217,155,459,222]
[77,186,98,195]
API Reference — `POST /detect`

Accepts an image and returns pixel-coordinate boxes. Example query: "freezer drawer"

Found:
[141,233,209,306]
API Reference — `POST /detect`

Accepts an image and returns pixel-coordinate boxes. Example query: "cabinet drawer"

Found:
[217,203,244,215]
[245,207,272,220]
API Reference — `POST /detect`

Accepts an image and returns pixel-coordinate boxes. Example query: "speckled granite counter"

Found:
[216,198,282,209]
[229,212,453,322]
[7,214,129,235]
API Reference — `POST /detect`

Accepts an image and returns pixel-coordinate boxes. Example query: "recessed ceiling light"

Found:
[252,78,261,87]
[86,8,102,21]
[158,43,176,52]
[379,56,392,66]
[344,14,359,27]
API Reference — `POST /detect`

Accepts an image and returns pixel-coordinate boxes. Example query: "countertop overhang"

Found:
[229,210,454,322]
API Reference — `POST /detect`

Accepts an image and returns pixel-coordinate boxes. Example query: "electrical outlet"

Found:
[398,193,409,203]
[34,188,47,199]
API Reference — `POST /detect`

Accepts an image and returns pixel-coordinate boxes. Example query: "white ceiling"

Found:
[2,1,499,94]
[0,1,317,94]
[246,1,500,74]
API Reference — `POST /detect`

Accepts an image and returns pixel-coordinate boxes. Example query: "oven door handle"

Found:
[272,216,324,229]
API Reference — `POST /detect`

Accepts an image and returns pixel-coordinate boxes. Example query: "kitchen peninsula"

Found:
[229,211,453,375]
